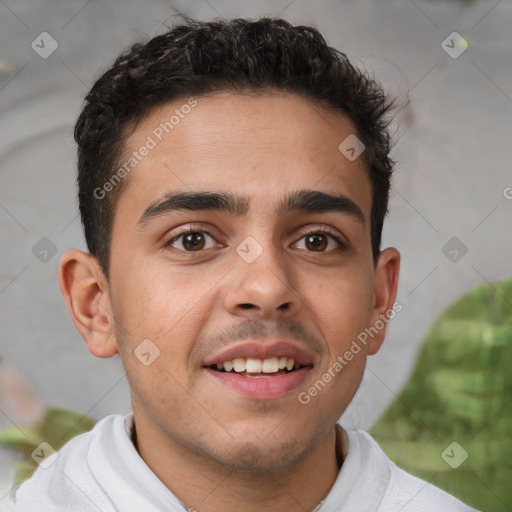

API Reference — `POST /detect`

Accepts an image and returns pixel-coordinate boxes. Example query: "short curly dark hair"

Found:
[75,16,395,276]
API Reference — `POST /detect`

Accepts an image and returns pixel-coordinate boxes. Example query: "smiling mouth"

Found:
[207,356,309,377]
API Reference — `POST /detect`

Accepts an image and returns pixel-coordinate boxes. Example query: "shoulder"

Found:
[348,430,480,512]
[11,414,126,512]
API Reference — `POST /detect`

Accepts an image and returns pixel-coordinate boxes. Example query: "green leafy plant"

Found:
[0,407,96,489]
[371,279,512,512]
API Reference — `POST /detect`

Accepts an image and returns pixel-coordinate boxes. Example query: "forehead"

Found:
[114,92,371,225]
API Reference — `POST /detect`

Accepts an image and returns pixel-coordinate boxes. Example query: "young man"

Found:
[13,17,478,512]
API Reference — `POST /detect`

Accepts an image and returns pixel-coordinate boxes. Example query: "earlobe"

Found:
[58,249,118,358]
[367,247,401,356]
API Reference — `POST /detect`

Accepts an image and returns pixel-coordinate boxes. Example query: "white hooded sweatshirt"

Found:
[12,414,478,512]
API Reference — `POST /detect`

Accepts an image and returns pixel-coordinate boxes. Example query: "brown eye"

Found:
[167,231,218,252]
[305,233,328,251]
[293,231,342,252]
[182,232,206,251]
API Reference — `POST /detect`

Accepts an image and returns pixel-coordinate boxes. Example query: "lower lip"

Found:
[204,367,311,399]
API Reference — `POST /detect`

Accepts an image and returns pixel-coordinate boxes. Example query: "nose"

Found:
[223,239,301,321]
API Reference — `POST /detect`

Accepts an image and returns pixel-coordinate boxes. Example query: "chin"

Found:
[202,434,315,473]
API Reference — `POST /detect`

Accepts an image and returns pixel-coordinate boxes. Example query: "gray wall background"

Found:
[1,0,511,506]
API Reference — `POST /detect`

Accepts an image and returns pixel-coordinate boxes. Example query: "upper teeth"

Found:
[216,357,297,373]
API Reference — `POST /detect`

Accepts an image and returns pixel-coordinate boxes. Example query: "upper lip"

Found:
[203,340,315,368]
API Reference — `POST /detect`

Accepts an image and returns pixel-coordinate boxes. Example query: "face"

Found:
[98,92,397,471]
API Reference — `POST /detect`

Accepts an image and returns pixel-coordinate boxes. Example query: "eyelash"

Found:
[164,224,346,253]
[293,226,346,251]
[164,224,221,252]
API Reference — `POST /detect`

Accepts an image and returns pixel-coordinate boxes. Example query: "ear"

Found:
[367,247,401,356]
[58,249,118,358]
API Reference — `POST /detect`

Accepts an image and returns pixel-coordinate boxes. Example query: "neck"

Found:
[132,418,343,512]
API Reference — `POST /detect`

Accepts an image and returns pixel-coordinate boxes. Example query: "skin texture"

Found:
[59,92,400,512]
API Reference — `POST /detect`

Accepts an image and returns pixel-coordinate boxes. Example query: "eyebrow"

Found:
[136,189,365,228]
[278,189,365,225]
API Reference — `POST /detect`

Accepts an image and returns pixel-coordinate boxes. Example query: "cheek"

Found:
[303,265,374,344]
[110,262,219,366]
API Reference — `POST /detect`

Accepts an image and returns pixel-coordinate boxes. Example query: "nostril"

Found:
[239,303,254,309]
[278,302,291,311]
